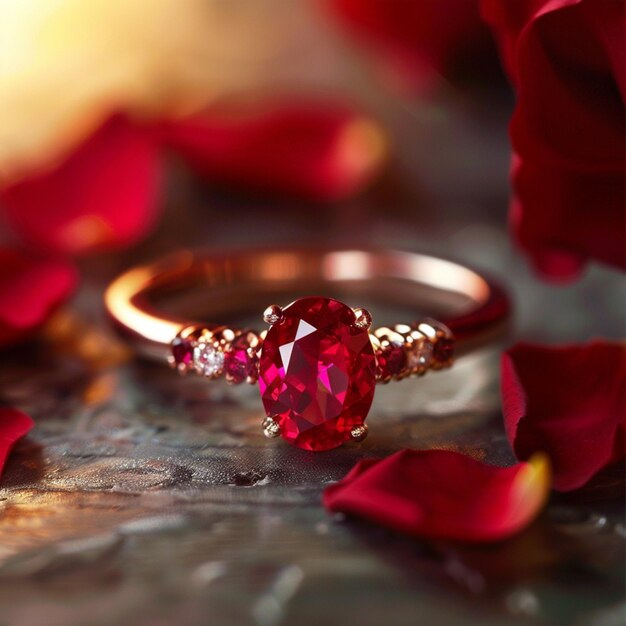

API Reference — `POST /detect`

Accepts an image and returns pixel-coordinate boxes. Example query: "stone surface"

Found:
[259,297,377,451]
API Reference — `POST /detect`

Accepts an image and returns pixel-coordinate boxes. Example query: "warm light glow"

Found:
[335,117,389,189]
[255,253,303,282]
[322,250,490,303]
[104,265,183,345]
[406,254,491,302]
[0,0,316,183]
[323,250,372,281]
[506,452,551,530]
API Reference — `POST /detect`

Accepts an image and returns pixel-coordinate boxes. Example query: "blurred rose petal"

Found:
[0,0,310,181]
[162,102,388,201]
[482,0,625,280]
[0,248,77,347]
[502,342,626,492]
[0,116,161,255]
[324,449,550,542]
[326,0,495,92]
[0,408,34,478]
[511,158,624,282]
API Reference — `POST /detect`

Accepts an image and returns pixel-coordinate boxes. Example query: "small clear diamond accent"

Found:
[193,342,225,377]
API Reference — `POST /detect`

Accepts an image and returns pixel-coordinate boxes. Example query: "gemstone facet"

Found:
[259,297,376,451]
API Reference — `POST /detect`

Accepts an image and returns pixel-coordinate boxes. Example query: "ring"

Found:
[105,249,510,451]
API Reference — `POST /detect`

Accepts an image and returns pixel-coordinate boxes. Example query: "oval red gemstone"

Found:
[258,297,377,451]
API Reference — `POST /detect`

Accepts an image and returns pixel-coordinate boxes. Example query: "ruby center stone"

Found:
[258,297,377,451]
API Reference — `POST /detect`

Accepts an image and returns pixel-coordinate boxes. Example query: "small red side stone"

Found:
[172,336,193,367]
[433,338,454,363]
[377,344,407,379]
[259,297,377,451]
[225,335,258,383]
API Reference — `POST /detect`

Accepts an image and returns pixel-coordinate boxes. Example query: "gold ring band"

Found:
[105,248,510,451]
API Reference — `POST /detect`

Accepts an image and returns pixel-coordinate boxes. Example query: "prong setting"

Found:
[262,416,281,438]
[350,424,368,442]
[353,307,372,330]
[263,304,283,325]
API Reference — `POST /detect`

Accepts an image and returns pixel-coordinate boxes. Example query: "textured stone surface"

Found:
[0,331,624,626]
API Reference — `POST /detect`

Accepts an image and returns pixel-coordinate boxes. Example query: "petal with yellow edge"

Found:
[323,449,551,542]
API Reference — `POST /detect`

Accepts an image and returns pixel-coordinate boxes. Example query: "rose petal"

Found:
[482,0,625,279]
[161,102,388,202]
[0,115,161,256]
[510,157,625,281]
[508,0,624,170]
[0,248,77,347]
[324,449,550,542]
[501,342,626,492]
[326,0,496,92]
[0,408,34,479]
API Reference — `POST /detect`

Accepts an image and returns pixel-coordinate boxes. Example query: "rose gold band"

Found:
[104,248,510,376]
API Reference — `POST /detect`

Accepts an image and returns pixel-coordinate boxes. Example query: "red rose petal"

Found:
[482,0,625,278]
[0,115,162,256]
[511,157,625,281]
[0,408,34,479]
[0,248,77,347]
[508,0,624,170]
[326,0,495,92]
[324,449,550,542]
[161,102,388,202]
[501,342,626,492]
